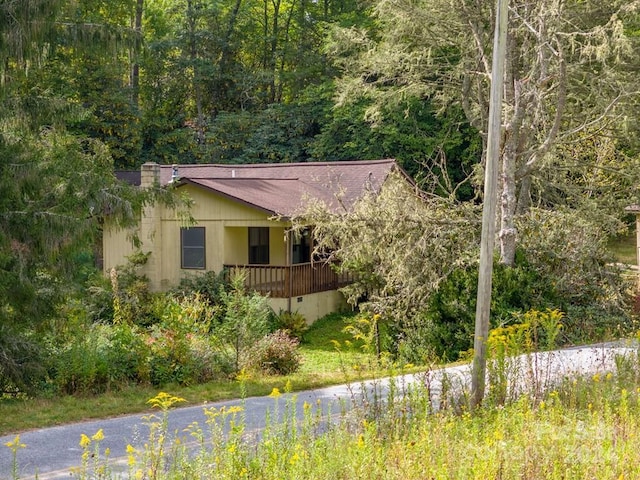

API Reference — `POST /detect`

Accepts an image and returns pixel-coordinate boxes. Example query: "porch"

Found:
[223,262,353,298]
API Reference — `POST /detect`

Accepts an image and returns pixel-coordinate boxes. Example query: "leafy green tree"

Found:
[217,273,273,372]
[311,91,481,198]
[291,172,481,353]
[328,0,640,265]
[0,0,161,392]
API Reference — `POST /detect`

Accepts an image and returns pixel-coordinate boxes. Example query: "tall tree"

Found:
[328,0,640,265]
[0,0,147,391]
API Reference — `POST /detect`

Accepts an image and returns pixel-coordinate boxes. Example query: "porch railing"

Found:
[223,262,353,298]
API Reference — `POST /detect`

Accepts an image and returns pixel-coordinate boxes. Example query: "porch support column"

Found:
[286,229,292,313]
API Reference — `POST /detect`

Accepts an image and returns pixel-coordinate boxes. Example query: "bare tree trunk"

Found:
[500,150,518,266]
[516,174,532,214]
[129,0,144,108]
[187,0,205,143]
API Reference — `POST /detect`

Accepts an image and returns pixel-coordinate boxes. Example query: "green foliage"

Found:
[173,270,229,309]
[145,291,233,386]
[50,323,150,395]
[343,312,392,358]
[51,289,238,393]
[104,254,160,326]
[516,208,630,308]
[244,330,302,376]
[217,273,273,372]
[0,324,47,396]
[274,311,308,340]
[311,96,481,199]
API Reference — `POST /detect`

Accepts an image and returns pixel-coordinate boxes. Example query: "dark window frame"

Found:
[181,227,206,269]
[248,227,270,264]
[292,227,312,264]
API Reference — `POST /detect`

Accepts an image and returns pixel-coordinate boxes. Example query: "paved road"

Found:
[0,343,635,479]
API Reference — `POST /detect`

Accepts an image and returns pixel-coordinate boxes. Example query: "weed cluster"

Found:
[39,269,304,396]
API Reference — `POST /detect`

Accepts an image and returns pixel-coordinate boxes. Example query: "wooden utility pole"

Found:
[471,0,508,408]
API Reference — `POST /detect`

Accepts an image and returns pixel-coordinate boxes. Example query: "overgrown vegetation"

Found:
[1,6,640,462]
[0,262,313,398]
[7,317,640,479]
[293,173,637,365]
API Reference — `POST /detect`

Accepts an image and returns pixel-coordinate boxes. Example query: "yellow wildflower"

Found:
[236,368,251,382]
[4,435,26,450]
[79,434,91,448]
[92,429,104,442]
[147,392,186,410]
[269,387,281,398]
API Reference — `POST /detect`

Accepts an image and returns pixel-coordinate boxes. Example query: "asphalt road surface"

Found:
[0,343,635,479]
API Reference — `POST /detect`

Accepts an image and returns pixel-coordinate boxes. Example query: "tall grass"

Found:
[9,345,640,479]
[7,310,640,479]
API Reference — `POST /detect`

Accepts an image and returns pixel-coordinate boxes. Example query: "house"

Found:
[103,159,407,321]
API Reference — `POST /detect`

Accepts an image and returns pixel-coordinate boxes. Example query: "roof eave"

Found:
[174,178,282,218]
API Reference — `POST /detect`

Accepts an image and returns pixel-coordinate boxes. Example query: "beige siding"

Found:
[224,227,248,265]
[184,185,274,223]
[103,184,292,289]
[270,227,287,265]
[102,221,138,272]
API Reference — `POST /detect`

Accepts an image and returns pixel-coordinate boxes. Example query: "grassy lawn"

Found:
[0,312,386,436]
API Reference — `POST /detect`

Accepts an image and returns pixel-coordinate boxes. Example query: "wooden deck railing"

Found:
[223,262,353,298]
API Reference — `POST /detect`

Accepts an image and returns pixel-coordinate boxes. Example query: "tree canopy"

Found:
[1,0,639,388]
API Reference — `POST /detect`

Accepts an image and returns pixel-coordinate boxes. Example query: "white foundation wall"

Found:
[269,290,350,323]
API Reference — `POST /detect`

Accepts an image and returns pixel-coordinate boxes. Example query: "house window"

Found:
[181,227,206,269]
[292,228,311,264]
[249,227,269,264]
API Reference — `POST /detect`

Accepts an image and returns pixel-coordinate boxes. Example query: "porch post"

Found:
[286,230,292,313]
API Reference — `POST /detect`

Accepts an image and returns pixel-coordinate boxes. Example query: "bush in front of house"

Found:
[49,322,151,395]
[243,330,302,376]
[273,310,308,340]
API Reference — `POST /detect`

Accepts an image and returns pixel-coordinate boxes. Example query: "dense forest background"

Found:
[2,0,640,393]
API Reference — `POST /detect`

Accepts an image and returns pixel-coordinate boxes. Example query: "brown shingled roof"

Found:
[158,159,403,216]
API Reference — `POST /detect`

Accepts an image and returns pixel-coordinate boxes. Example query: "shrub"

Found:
[216,272,273,372]
[396,253,559,362]
[244,330,302,376]
[51,323,151,395]
[172,270,229,311]
[274,311,308,340]
[143,292,234,386]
